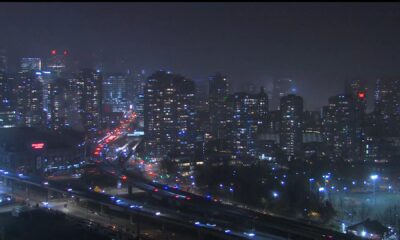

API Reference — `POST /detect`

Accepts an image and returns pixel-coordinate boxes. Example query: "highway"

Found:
[0,168,281,240]
[0,110,360,240]
[89,112,359,240]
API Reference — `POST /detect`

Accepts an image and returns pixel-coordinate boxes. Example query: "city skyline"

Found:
[1,3,400,109]
[0,3,400,239]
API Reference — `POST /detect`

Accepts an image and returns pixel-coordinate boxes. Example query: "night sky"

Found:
[1,3,400,110]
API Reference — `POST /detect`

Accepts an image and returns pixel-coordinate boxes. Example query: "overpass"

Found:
[96,160,360,240]
[0,168,286,240]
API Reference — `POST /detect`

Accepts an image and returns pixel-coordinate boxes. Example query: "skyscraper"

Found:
[227,87,268,160]
[16,71,44,127]
[373,78,400,137]
[46,50,67,77]
[322,94,358,162]
[133,70,146,127]
[208,73,229,139]
[144,70,196,158]
[345,79,367,160]
[280,94,303,160]
[272,78,297,110]
[0,71,16,128]
[76,69,103,132]
[48,78,70,130]
[0,48,7,73]
[102,73,129,113]
[20,58,42,73]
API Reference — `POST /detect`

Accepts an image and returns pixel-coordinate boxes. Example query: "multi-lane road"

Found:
[0,110,361,240]
[90,112,359,240]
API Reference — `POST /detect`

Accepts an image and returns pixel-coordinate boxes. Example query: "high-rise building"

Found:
[16,71,44,127]
[0,72,10,111]
[46,50,67,77]
[372,78,400,137]
[302,110,323,143]
[0,48,7,73]
[0,71,16,128]
[76,69,103,132]
[272,78,297,110]
[102,73,129,113]
[20,58,42,73]
[280,94,303,160]
[266,110,281,134]
[322,94,358,162]
[227,87,268,160]
[48,78,71,130]
[133,70,146,127]
[345,79,367,159]
[144,70,196,158]
[208,73,229,139]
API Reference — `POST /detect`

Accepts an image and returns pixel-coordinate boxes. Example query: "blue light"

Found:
[272,192,279,198]
[361,230,367,237]
[318,187,325,192]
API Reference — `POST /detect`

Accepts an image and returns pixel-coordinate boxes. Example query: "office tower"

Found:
[48,78,70,130]
[280,94,303,160]
[227,87,268,160]
[20,58,42,73]
[345,79,367,159]
[133,70,146,127]
[266,110,281,134]
[144,70,196,158]
[0,48,7,73]
[272,78,297,110]
[0,71,16,128]
[373,78,400,137]
[103,73,129,113]
[46,50,67,77]
[302,110,323,143]
[322,94,358,162]
[16,71,44,127]
[208,73,229,139]
[0,72,10,110]
[76,69,103,132]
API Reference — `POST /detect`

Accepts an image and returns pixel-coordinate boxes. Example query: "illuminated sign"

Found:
[31,143,45,150]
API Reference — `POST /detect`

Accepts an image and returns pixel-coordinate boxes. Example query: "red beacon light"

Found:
[121,175,127,183]
[358,91,366,100]
[51,50,56,55]
[63,50,68,55]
